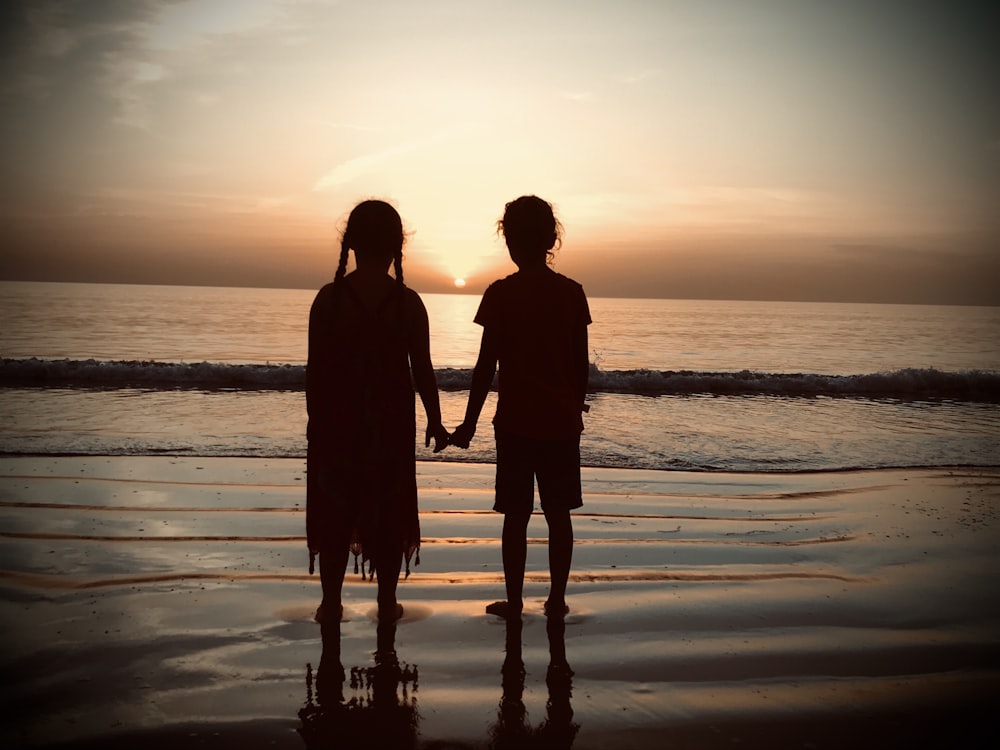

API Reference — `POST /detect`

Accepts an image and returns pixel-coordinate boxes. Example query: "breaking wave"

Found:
[2,358,999,401]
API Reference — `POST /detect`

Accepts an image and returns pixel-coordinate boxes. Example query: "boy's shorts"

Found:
[493,430,583,515]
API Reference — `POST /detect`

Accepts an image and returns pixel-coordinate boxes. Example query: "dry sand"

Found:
[1,456,998,749]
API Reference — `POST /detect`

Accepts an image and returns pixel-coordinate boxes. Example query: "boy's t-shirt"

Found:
[474,268,591,440]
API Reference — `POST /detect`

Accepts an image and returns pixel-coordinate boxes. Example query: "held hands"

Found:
[449,420,476,449]
[425,422,451,453]
[423,419,478,452]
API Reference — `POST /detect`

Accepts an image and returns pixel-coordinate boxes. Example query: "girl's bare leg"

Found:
[318,539,350,623]
[376,547,404,622]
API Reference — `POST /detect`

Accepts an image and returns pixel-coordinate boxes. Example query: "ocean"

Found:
[1,281,998,472]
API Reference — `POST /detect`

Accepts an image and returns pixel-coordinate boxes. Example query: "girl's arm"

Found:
[451,325,498,448]
[305,288,330,427]
[574,322,590,413]
[305,287,331,559]
[407,291,449,452]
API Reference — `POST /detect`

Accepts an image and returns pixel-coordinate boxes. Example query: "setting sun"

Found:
[453,278,466,289]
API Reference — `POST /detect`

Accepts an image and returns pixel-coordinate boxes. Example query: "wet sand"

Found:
[1,456,998,748]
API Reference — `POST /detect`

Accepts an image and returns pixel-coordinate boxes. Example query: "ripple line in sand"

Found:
[568,535,856,547]
[0,473,300,489]
[0,531,302,542]
[0,501,300,513]
[425,536,856,547]
[0,568,865,591]
[0,570,317,590]
[0,531,854,547]
[578,511,834,522]
[0,502,833,523]
[428,509,835,522]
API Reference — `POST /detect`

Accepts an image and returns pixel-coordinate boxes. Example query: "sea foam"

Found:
[2,358,998,401]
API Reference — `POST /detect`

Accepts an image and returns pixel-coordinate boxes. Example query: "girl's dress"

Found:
[306,279,420,578]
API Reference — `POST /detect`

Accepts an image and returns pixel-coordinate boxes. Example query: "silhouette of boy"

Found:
[452,195,591,619]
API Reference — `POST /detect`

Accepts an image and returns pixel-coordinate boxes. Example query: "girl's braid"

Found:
[333,236,350,284]
[393,251,404,287]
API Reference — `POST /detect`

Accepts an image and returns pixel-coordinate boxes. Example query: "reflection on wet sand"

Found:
[489,615,579,750]
[299,620,419,749]
[298,613,578,749]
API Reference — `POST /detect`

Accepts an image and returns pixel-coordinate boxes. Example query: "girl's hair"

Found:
[334,199,405,286]
[497,195,563,264]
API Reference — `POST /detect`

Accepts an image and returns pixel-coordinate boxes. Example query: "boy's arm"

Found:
[451,325,498,448]
[407,293,449,452]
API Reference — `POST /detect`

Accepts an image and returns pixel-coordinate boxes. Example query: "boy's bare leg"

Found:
[503,511,531,612]
[487,510,531,618]
[544,508,573,615]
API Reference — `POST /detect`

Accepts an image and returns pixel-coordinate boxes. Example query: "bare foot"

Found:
[486,600,522,620]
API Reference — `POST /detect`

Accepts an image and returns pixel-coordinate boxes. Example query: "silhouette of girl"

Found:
[306,199,449,623]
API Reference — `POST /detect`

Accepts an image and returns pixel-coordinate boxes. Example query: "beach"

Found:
[1,456,997,748]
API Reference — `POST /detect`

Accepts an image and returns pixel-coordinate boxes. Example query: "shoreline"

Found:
[2,457,998,748]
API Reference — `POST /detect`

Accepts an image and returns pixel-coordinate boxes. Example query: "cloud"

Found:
[147,0,282,52]
[313,144,420,192]
[313,130,460,192]
[622,68,659,84]
[0,2,159,204]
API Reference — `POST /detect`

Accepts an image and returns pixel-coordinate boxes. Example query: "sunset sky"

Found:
[2,0,997,304]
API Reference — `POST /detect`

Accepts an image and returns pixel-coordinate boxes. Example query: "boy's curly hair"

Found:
[497,195,563,264]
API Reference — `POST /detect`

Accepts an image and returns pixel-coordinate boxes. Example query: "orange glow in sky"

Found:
[1,1,997,304]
